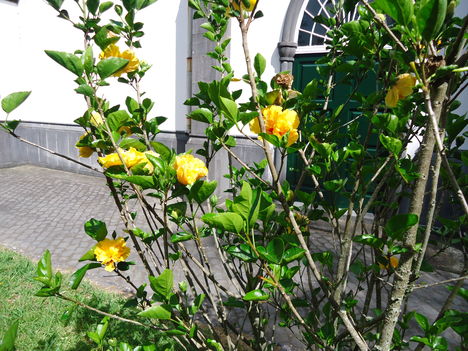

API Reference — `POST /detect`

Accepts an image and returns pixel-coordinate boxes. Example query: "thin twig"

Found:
[359,0,407,52]
[6,130,102,173]
[412,275,468,290]
[57,293,161,329]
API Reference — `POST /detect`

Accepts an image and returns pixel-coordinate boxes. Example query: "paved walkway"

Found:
[0,165,466,348]
[0,165,143,293]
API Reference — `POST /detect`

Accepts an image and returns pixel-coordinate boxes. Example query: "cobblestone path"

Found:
[0,165,466,349]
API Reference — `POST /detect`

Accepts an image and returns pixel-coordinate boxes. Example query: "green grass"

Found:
[0,246,164,350]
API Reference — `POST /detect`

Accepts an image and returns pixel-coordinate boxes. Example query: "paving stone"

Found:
[0,165,466,350]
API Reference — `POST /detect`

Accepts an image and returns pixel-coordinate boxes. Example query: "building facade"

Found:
[1,0,466,188]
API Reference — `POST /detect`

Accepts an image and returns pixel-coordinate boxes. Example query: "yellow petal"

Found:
[174,154,208,185]
[78,146,94,158]
[385,86,399,108]
[287,129,299,146]
[90,111,104,127]
[232,0,257,12]
[395,73,416,98]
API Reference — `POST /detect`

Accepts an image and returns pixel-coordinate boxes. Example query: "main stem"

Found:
[376,82,448,351]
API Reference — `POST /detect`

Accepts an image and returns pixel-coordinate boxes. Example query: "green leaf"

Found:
[202,212,244,233]
[219,97,238,122]
[380,134,402,156]
[416,0,447,41]
[258,133,282,148]
[354,234,384,249]
[431,336,448,350]
[4,120,21,132]
[96,57,129,79]
[414,312,430,333]
[410,336,430,345]
[190,180,217,204]
[99,1,114,12]
[243,289,269,301]
[119,138,147,151]
[344,141,363,159]
[69,263,101,290]
[167,202,187,218]
[312,251,334,268]
[60,305,77,326]
[46,0,64,10]
[122,0,136,10]
[84,218,108,241]
[206,339,224,351]
[263,238,285,264]
[373,0,413,26]
[188,108,213,123]
[232,182,252,221]
[150,141,172,161]
[36,250,53,281]
[385,214,418,240]
[1,91,31,114]
[254,53,266,77]
[94,27,120,50]
[138,304,172,320]
[190,294,205,315]
[0,320,19,351]
[165,329,187,336]
[107,110,130,131]
[283,247,305,263]
[136,0,158,9]
[324,179,346,192]
[149,269,173,299]
[45,50,84,76]
[35,286,60,297]
[223,297,246,308]
[86,0,99,14]
[83,46,94,74]
[170,232,193,243]
[225,244,257,262]
[75,84,94,97]
[303,79,319,99]
[79,246,96,261]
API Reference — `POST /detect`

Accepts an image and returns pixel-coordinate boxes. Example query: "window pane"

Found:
[298,31,311,46]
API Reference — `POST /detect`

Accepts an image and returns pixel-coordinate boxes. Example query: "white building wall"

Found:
[229,1,290,98]
[0,0,189,132]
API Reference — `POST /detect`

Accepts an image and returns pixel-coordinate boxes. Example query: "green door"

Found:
[287,54,379,207]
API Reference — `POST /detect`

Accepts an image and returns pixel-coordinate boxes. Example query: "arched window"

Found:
[278,0,362,70]
[296,0,360,54]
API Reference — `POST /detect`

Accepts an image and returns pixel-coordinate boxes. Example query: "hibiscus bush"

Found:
[1,0,467,350]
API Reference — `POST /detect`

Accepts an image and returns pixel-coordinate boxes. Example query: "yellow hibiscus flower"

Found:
[94,237,130,272]
[250,105,300,146]
[99,44,139,77]
[118,125,133,135]
[174,154,208,185]
[232,0,258,11]
[379,256,399,271]
[76,133,94,158]
[90,111,104,127]
[98,147,147,169]
[385,73,417,108]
